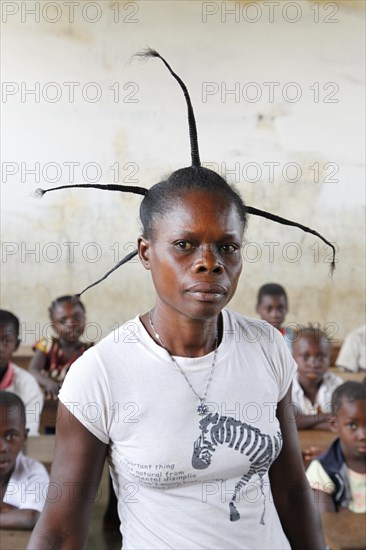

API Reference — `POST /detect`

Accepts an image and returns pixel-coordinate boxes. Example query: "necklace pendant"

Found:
[197,402,209,416]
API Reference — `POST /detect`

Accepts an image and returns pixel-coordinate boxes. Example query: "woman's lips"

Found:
[186,283,226,301]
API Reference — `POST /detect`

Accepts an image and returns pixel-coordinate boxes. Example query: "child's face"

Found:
[293,335,330,386]
[0,324,20,371]
[256,295,287,330]
[0,404,27,480]
[51,302,86,343]
[333,399,366,462]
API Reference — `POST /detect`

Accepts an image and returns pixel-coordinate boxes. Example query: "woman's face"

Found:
[138,190,244,321]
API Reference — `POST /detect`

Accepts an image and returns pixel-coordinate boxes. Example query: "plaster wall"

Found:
[1,0,365,345]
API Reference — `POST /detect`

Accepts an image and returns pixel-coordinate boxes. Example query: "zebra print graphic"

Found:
[191,413,282,523]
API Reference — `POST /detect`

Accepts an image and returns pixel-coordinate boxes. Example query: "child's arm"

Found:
[0,501,40,530]
[26,402,107,549]
[306,460,337,513]
[295,411,331,430]
[28,350,60,400]
[269,386,326,549]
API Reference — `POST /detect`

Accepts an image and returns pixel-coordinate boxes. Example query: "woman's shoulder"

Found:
[224,309,278,343]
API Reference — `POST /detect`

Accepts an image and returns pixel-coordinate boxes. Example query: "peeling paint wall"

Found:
[1,1,365,345]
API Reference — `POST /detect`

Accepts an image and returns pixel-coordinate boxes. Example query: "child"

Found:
[306,381,366,513]
[336,325,366,373]
[0,310,43,437]
[292,327,343,430]
[0,391,49,529]
[29,296,93,400]
[256,283,294,350]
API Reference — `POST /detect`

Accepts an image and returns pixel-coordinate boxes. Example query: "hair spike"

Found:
[134,48,201,168]
[246,205,336,274]
[34,183,148,197]
[75,249,139,297]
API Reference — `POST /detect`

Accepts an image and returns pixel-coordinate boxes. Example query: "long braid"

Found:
[34,183,147,197]
[246,206,336,273]
[135,48,200,167]
[74,249,139,298]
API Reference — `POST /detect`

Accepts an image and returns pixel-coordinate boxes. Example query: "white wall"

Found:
[1,0,365,346]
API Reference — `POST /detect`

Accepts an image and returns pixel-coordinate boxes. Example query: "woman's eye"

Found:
[348,423,357,430]
[175,241,193,250]
[220,244,238,253]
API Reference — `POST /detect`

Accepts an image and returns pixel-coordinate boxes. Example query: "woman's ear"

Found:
[138,236,151,270]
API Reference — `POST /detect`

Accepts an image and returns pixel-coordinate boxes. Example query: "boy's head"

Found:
[256,283,288,330]
[0,310,21,372]
[292,328,331,386]
[330,381,366,462]
[48,295,86,344]
[0,391,28,481]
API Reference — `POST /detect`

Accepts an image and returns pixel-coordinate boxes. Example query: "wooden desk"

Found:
[0,529,31,550]
[321,511,366,550]
[298,430,336,453]
[24,435,56,472]
[329,367,365,383]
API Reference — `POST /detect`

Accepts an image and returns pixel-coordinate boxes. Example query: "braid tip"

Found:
[33,188,46,198]
[330,259,336,276]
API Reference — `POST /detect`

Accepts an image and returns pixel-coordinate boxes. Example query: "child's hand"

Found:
[303,446,323,466]
[43,379,61,400]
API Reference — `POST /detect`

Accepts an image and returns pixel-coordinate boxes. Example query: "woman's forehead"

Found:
[157,190,244,228]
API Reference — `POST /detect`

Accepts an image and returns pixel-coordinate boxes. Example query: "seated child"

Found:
[292,327,343,430]
[336,325,366,373]
[0,391,49,529]
[306,381,366,513]
[256,283,294,350]
[29,295,93,400]
[0,310,43,437]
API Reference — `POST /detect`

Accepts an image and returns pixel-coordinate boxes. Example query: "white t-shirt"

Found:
[3,452,50,512]
[6,363,44,436]
[336,325,366,372]
[59,310,297,550]
[291,371,343,415]
[306,459,366,513]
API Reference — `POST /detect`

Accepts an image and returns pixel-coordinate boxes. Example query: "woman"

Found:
[28,51,328,549]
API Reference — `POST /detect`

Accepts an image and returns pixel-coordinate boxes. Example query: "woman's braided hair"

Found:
[35,48,336,296]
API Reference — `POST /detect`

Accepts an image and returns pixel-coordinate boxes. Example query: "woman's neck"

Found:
[142,307,222,358]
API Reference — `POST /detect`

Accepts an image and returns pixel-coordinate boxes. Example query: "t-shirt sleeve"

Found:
[58,347,111,444]
[32,337,49,353]
[12,366,44,437]
[306,459,335,494]
[336,334,359,372]
[5,457,50,513]
[19,462,49,512]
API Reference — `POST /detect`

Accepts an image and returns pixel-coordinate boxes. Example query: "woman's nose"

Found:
[193,246,224,274]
